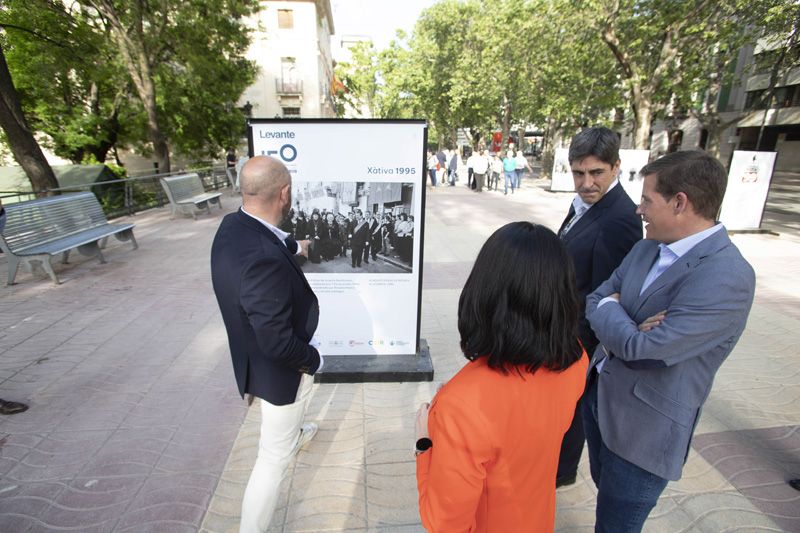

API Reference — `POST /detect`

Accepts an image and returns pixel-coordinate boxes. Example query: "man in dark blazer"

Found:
[555,127,642,488]
[210,156,322,532]
[585,151,755,531]
[363,210,378,263]
[349,209,369,268]
[368,211,383,261]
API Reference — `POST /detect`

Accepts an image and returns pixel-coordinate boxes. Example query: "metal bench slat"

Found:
[160,174,223,219]
[18,224,135,256]
[0,191,138,285]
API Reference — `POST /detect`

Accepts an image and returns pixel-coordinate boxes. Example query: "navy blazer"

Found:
[558,183,642,353]
[211,208,321,406]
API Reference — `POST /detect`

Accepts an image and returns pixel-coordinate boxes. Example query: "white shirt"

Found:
[472,154,489,174]
[561,180,620,236]
[241,207,323,370]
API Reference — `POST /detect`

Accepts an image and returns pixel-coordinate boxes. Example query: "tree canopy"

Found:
[0,0,258,175]
[335,0,798,154]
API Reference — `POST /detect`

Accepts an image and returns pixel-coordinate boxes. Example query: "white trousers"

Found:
[239,374,314,533]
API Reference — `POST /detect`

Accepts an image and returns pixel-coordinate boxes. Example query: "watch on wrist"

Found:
[415,437,433,456]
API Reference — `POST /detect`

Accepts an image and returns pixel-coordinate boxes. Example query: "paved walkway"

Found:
[0,176,798,532]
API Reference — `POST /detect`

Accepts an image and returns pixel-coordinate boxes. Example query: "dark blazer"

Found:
[211,209,321,406]
[558,183,642,353]
[350,220,369,247]
[586,228,755,479]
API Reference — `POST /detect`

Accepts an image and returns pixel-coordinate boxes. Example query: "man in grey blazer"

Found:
[584,151,755,532]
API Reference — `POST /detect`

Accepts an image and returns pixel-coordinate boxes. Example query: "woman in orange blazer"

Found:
[415,222,588,532]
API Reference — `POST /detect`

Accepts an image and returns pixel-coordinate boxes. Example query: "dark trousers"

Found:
[474,172,485,191]
[363,242,371,263]
[351,244,364,266]
[468,168,474,188]
[582,376,668,532]
[557,398,585,480]
[370,236,380,259]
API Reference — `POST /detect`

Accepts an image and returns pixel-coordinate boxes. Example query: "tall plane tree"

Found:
[0,42,58,192]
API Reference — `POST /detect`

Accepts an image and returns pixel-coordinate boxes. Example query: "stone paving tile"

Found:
[295,418,365,467]
[704,387,800,431]
[306,383,365,421]
[283,465,368,532]
[364,416,415,465]
[671,491,785,531]
[366,461,420,527]
[692,425,800,531]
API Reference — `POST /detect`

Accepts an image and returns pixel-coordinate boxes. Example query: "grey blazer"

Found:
[586,228,755,480]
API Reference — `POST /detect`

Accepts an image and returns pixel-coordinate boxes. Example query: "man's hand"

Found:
[609,292,620,302]
[415,402,430,440]
[638,310,667,332]
[297,239,310,257]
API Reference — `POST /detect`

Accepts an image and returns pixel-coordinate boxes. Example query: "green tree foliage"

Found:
[1,0,258,174]
[337,0,797,160]
[584,0,800,149]
[1,0,135,165]
[0,41,59,192]
[336,0,621,149]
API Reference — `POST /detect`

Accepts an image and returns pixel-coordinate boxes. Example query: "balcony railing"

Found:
[276,78,303,95]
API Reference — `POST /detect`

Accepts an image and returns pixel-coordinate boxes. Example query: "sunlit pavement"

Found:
[0,173,798,531]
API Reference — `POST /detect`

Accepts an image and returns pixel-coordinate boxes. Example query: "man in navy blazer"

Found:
[211,156,322,532]
[555,127,642,487]
[584,151,755,531]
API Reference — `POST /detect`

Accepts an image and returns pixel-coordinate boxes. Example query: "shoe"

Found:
[292,422,318,454]
[0,399,29,415]
[790,479,800,491]
[556,474,577,488]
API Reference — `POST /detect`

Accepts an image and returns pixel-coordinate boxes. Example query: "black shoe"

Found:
[556,474,577,488]
[790,479,800,491]
[0,399,29,415]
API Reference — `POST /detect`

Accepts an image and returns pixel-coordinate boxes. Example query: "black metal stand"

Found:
[314,338,434,384]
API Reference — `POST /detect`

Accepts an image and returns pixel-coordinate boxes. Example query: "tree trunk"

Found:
[501,94,511,154]
[706,120,722,160]
[631,97,652,150]
[0,43,59,193]
[94,1,170,173]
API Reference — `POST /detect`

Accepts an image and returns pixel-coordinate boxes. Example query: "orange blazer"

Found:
[417,353,588,532]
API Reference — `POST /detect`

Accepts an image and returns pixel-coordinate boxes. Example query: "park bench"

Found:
[160,173,223,219]
[0,192,138,285]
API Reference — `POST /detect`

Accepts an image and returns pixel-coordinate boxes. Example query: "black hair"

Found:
[568,126,620,166]
[458,222,582,373]
[641,150,727,220]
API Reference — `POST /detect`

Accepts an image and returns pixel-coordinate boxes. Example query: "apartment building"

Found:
[240,0,336,119]
[645,38,799,172]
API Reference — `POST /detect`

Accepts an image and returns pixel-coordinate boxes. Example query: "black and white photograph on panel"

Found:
[281,181,416,274]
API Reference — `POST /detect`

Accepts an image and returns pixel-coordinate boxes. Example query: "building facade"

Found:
[240,0,336,120]
[644,38,799,172]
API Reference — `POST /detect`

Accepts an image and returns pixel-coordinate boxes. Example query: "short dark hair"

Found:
[458,222,583,373]
[568,126,620,166]
[640,151,727,220]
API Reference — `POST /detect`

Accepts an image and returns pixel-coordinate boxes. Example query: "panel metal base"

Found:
[314,339,434,383]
